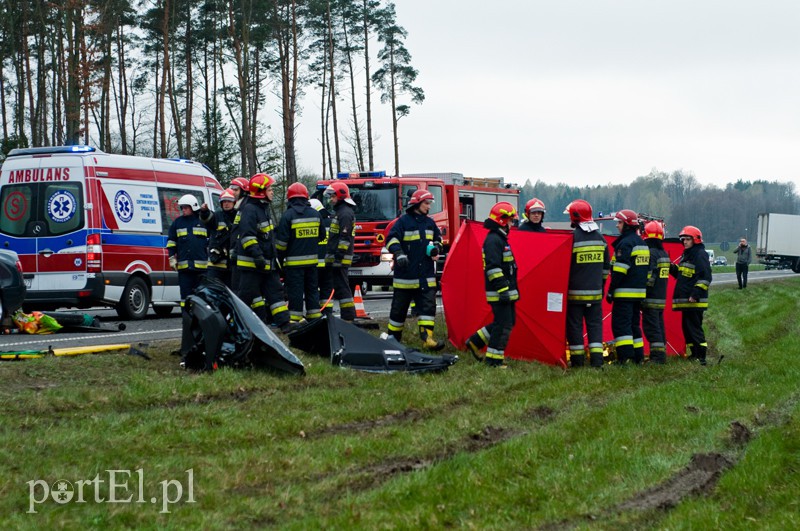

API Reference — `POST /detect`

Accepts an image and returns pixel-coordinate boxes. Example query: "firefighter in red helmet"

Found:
[563,199,610,367]
[607,209,649,364]
[234,173,293,333]
[465,202,519,367]
[321,180,357,321]
[275,182,324,324]
[670,225,712,365]
[519,198,547,233]
[641,220,670,364]
[386,189,445,350]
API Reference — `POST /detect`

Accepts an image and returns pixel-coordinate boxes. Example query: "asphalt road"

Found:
[0,269,794,354]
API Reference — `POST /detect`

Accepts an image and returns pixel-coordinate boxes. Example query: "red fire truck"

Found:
[316,171,520,290]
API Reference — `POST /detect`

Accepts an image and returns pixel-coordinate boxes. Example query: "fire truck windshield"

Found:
[349,184,399,221]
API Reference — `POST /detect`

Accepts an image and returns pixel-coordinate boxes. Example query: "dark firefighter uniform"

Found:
[642,243,670,364]
[566,226,611,367]
[235,199,291,330]
[466,218,519,366]
[386,211,443,347]
[323,201,356,320]
[608,229,650,364]
[275,198,324,323]
[518,220,546,233]
[670,244,711,364]
[167,212,209,303]
[313,202,334,313]
[201,206,236,287]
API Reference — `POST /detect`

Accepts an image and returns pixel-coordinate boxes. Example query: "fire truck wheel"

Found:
[116,276,151,320]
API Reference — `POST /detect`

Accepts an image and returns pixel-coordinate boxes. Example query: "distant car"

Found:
[713,256,728,266]
[0,249,27,323]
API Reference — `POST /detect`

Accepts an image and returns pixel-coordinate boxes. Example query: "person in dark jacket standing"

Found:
[199,188,237,287]
[465,202,519,367]
[234,173,293,333]
[386,189,445,350]
[228,177,251,291]
[275,183,324,324]
[518,198,547,233]
[734,237,752,289]
[607,209,650,364]
[322,181,356,321]
[670,225,712,365]
[563,199,610,368]
[641,220,670,364]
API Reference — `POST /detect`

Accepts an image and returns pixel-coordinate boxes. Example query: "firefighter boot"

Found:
[420,328,445,351]
[466,335,485,362]
[571,354,586,368]
[616,345,633,365]
[388,329,402,342]
[698,345,707,366]
[686,345,699,362]
[590,352,605,368]
[633,346,645,364]
[649,348,667,365]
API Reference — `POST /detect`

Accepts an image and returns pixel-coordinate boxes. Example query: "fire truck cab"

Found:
[316,171,519,291]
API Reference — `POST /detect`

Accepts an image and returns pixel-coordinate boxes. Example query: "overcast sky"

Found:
[294,0,800,189]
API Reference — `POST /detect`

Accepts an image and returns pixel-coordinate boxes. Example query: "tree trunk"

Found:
[362,0,374,171]
[341,5,363,170]
[116,25,129,154]
[228,0,253,176]
[389,41,399,176]
[64,3,81,145]
[159,0,170,157]
[326,1,340,174]
[184,0,193,158]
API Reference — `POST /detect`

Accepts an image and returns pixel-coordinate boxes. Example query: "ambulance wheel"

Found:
[116,277,150,320]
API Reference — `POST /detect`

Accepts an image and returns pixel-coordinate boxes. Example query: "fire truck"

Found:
[316,171,520,290]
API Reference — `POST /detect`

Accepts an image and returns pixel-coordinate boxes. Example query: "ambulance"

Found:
[0,146,224,319]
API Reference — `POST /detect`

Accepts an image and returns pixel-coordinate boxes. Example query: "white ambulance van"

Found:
[0,146,223,319]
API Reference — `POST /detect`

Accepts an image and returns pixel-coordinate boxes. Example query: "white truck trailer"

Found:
[756,213,800,272]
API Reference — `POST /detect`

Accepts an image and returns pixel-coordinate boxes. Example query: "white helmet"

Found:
[309,198,324,211]
[178,194,200,212]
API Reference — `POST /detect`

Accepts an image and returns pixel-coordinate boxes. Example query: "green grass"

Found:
[2,279,800,529]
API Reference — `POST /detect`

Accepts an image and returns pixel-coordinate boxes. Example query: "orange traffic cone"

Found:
[353,285,370,319]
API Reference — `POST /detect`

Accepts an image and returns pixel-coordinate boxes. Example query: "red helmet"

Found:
[679,225,703,244]
[230,177,250,193]
[643,220,664,240]
[219,188,236,203]
[564,199,593,223]
[324,181,356,205]
[287,182,309,200]
[407,189,434,210]
[249,173,275,199]
[525,198,546,215]
[488,201,518,227]
[614,209,640,227]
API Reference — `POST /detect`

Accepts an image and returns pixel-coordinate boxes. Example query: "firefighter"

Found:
[641,220,670,364]
[167,194,209,366]
[321,181,356,321]
[234,173,293,333]
[275,183,324,324]
[465,202,519,367]
[310,198,333,312]
[228,176,250,291]
[607,209,650,364]
[563,199,610,368]
[204,188,237,287]
[519,198,547,233]
[670,225,712,365]
[167,194,209,301]
[385,189,445,350]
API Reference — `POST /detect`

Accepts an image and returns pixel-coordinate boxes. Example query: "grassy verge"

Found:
[2,278,799,529]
